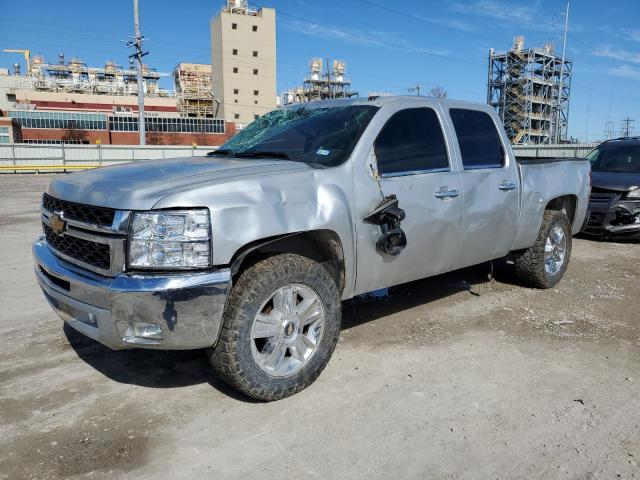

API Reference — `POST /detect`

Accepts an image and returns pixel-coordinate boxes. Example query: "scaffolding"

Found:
[25,53,171,97]
[173,63,214,117]
[283,58,357,105]
[222,0,259,15]
[487,36,572,145]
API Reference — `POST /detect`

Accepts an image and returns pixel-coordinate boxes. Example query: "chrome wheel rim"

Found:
[250,283,325,377]
[544,225,567,276]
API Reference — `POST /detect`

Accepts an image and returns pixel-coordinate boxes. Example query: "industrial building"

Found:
[3,49,171,97]
[173,63,215,117]
[210,0,277,125]
[487,36,572,145]
[283,58,357,105]
[0,55,233,145]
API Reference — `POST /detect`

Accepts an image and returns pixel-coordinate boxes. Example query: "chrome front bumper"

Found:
[33,236,231,350]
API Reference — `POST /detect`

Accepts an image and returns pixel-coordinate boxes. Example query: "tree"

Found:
[62,121,89,143]
[428,86,448,98]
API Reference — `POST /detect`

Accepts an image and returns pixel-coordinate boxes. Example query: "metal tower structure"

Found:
[487,36,572,145]
[173,63,214,117]
[288,58,357,104]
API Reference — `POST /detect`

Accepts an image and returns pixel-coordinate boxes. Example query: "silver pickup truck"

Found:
[33,97,591,400]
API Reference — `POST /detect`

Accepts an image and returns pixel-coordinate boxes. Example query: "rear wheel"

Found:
[209,254,341,401]
[513,210,573,288]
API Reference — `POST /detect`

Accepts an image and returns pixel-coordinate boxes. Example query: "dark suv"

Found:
[581,137,640,239]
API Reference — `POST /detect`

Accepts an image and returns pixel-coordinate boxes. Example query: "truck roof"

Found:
[282,95,493,112]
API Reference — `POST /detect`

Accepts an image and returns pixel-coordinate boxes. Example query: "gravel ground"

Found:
[0,174,639,480]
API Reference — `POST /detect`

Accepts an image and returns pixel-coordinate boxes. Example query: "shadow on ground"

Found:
[342,259,520,330]
[65,259,523,398]
[574,232,640,244]
[63,324,256,402]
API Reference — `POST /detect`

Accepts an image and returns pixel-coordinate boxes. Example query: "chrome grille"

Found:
[43,193,115,227]
[43,223,111,270]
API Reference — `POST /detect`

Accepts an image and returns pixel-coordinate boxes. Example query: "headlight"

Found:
[128,209,211,269]
[627,187,640,199]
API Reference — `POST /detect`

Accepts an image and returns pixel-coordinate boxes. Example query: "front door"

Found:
[354,104,464,295]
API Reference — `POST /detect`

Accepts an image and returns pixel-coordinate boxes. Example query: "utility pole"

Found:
[603,121,615,140]
[325,57,333,99]
[621,117,635,138]
[585,84,591,142]
[128,0,147,145]
[408,83,423,96]
[556,0,569,144]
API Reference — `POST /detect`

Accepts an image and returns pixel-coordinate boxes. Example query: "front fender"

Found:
[153,168,357,298]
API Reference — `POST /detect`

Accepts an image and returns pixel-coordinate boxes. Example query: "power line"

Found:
[603,121,615,140]
[621,117,635,138]
[277,10,485,68]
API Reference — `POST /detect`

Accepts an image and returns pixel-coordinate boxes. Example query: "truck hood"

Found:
[591,171,640,192]
[48,156,310,210]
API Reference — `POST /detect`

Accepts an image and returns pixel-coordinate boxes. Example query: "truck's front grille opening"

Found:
[43,223,111,270]
[43,193,116,227]
[39,266,71,291]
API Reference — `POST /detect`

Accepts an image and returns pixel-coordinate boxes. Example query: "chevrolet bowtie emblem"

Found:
[51,211,66,235]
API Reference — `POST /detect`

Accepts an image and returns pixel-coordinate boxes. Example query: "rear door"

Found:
[354,105,464,294]
[448,108,519,268]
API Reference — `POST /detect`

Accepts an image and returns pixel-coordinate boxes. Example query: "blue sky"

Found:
[1,0,639,141]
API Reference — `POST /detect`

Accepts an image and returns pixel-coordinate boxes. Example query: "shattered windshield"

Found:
[587,145,640,173]
[213,105,379,167]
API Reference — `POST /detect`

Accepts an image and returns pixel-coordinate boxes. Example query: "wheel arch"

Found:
[229,230,346,294]
[512,193,580,251]
[545,194,578,226]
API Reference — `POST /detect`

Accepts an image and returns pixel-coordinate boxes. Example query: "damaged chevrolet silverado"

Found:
[33,97,591,400]
[581,137,640,239]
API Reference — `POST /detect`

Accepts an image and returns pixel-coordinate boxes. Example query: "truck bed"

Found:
[511,157,591,251]
[516,157,587,164]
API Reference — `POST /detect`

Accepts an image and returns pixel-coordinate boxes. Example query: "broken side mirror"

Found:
[364,194,407,256]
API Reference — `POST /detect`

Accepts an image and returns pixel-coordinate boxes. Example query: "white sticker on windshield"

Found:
[316,148,331,156]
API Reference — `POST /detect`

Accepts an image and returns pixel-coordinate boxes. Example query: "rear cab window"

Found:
[450,108,505,169]
[374,107,449,176]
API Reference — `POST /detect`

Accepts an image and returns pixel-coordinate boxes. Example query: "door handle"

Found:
[435,187,460,199]
[498,181,517,191]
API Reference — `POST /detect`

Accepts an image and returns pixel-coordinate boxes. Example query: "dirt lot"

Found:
[0,174,638,480]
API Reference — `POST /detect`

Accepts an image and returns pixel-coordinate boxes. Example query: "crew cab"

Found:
[33,97,591,400]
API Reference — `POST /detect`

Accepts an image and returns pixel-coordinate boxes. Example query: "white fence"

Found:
[512,143,597,158]
[0,144,219,173]
[0,142,598,173]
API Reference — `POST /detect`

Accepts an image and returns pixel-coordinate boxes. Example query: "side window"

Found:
[374,108,449,176]
[450,108,505,169]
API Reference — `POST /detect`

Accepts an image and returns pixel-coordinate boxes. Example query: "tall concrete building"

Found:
[211,0,276,126]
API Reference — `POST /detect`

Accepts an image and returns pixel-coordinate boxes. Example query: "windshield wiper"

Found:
[235,151,291,160]
[207,148,235,157]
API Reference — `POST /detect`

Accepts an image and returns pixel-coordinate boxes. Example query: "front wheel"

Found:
[512,210,573,289]
[209,254,341,401]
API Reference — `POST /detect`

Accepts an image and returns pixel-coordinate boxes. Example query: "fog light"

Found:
[132,322,163,339]
[117,321,164,341]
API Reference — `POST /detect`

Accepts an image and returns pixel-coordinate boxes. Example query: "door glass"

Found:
[450,109,505,169]
[374,108,449,175]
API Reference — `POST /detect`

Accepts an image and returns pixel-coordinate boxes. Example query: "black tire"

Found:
[208,254,341,401]
[513,210,573,289]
